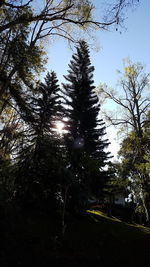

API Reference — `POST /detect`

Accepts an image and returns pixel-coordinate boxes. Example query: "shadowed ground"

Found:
[1,209,150,266]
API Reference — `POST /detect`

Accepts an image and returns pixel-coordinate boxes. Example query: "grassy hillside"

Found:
[1,209,150,266]
[63,210,150,266]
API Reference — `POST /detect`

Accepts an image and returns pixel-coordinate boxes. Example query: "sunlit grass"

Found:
[87,209,122,222]
[87,209,150,236]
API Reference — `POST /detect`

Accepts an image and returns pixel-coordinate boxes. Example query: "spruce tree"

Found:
[16,71,63,207]
[62,41,110,201]
[33,71,62,135]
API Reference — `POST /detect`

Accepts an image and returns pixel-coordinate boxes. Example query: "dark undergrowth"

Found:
[0,207,150,267]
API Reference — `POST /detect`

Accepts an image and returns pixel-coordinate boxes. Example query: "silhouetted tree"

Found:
[62,41,110,206]
[32,71,62,135]
[15,71,64,209]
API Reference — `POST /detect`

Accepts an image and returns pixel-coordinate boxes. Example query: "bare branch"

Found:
[2,0,33,9]
[1,0,136,33]
[99,59,149,138]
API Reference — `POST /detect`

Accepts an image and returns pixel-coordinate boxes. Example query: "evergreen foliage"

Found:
[62,41,110,201]
[32,71,62,135]
[15,71,64,208]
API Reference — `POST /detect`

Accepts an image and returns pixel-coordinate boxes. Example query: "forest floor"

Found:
[1,208,150,267]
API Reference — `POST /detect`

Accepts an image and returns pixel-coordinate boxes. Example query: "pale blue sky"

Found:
[42,1,150,159]
[44,1,150,87]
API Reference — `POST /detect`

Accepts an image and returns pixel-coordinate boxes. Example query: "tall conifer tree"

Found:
[16,71,63,206]
[33,71,61,135]
[62,41,110,199]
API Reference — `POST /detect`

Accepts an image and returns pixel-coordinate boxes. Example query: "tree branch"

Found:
[2,0,33,9]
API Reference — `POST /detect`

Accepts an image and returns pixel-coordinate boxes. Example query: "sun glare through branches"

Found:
[55,121,65,134]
